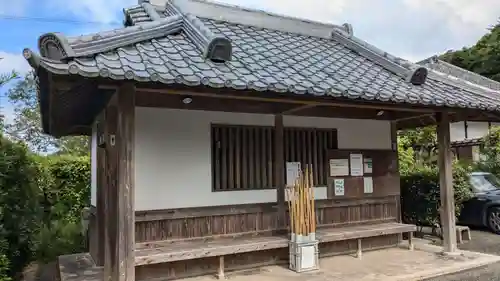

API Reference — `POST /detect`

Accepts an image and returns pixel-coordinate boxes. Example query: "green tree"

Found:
[0,71,19,131]
[441,22,500,82]
[4,72,89,155]
[398,126,437,164]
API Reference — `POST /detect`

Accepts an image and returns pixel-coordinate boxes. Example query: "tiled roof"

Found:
[419,57,500,92]
[451,137,483,147]
[22,0,500,112]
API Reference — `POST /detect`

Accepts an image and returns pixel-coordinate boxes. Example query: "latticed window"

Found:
[211,124,337,191]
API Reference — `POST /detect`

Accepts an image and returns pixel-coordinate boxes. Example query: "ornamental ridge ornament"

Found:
[38,33,75,60]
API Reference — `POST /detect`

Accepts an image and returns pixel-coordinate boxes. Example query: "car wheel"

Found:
[488,206,500,234]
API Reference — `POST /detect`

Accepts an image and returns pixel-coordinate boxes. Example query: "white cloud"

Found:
[404,0,500,30]
[218,0,500,60]
[220,0,351,24]
[6,0,500,63]
[0,0,28,16]
[45,0,136,24]
[0,51,31,75]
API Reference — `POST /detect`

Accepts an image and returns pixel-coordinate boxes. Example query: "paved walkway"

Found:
[426,228,500,281]
[185,237,500,281]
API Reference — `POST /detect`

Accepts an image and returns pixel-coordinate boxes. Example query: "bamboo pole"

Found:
[286,166,317,240]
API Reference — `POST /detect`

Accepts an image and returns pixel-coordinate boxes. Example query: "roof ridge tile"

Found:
[419,56,500,92]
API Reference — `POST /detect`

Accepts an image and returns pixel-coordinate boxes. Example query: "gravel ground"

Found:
[425,228,500,281]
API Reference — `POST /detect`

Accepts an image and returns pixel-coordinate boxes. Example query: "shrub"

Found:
[0,137,40,277]
[400,161,473,229]
[37,155,90,224]
[32,155,90,263]
[32,221,85,264]
[474,126,500,176]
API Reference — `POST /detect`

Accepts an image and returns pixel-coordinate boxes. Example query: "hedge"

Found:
[400,162,473,229]
[0,136,91,278]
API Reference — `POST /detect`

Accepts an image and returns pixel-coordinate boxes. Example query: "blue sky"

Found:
[1,0,500,123]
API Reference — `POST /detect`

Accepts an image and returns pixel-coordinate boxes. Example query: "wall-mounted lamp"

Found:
[376,110,385,116]
[182,97,193,104]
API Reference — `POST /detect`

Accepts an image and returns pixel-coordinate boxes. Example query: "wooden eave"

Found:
[43,75,500,137]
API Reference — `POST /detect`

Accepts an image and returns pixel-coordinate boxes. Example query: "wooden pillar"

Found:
[104,83,136,281]
[391,121,403,245]
[95,113,106,266]
[437,112,457,253]
[275,115,286,230]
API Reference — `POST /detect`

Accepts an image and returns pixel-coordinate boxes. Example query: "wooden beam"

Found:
[282,104,317,114]
[436,112,458,253]
[274,115,286,230]
[393,113,434,122]
[121,87,437,113]
[116,83,136,281]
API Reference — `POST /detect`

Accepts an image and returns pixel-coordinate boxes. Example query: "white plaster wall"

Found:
[450,121,492,142]
[467,121,490,139]
[450,121,466,142]
[135,108,391,211]
[90,123,97,207]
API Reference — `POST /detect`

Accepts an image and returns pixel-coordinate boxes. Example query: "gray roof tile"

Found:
[24,0,500,113]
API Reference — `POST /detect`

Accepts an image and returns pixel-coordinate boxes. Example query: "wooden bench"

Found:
[135,235,288,265]
[135,222,416,278]
[316,222,417,259]
[135,235,288,279]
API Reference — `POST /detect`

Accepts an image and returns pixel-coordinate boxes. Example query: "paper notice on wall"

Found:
[364,177,373,194]
[334,179,345,196]
[349,153,363,176]
[329,159,349,176]
[286,162,301,187]
[364,158,373,174]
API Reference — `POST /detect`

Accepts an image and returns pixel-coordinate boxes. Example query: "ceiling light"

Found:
[376,110,384,116]
[182,97,193,104]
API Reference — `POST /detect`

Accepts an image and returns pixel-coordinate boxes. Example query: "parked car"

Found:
[459,172,500,234]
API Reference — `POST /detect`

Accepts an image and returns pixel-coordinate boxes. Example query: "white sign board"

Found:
[364,158,373,174]
[286,162,301,187]
[364,177,373,194]
[350,153,363,176]
[329,159,349,176]
[334,179,345,196]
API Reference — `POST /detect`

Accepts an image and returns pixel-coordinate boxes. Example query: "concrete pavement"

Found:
[425,228,500,281]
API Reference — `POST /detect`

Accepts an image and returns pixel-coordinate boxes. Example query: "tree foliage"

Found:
[400,161,473,229]
[0,71,19,131]
[473,126,500,176]
[4,72,89,155]
[0,136,90,278]
[441,23,500,82]
[0,137,40,278]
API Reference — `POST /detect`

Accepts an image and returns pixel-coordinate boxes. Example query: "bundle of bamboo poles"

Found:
[286,166,316,241]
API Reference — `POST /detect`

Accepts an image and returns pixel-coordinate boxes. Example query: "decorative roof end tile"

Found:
[169,1,233,62]
[406,67,428,85]
[38,32,75,60]
[206,37,232,62]
[331,23,353,38]
[23,48,41,69]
